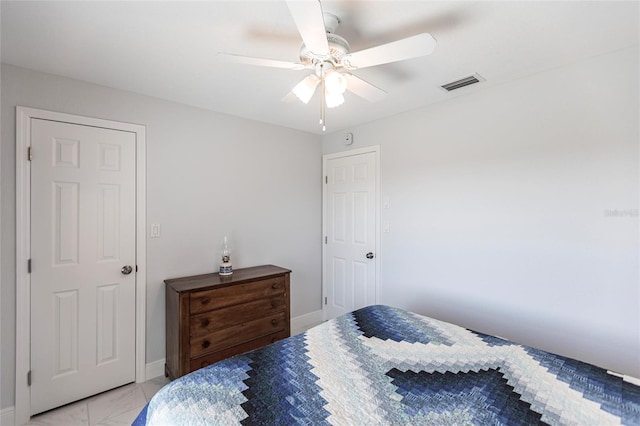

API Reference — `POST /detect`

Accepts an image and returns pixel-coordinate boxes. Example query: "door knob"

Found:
[366,252,375,259]
[121,265,133,275]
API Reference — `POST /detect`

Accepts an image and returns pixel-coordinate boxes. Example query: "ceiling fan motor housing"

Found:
[299,12,350,66]
[299,33,350,66]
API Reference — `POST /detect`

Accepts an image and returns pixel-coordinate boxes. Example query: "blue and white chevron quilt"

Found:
[133,305,640,425]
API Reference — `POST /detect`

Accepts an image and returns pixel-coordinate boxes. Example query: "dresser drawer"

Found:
[190,311,286,358]
[189,330,289,372]
[190,277,285,314]
[190,296,285,338]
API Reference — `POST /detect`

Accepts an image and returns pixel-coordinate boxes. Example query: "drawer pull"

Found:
[202,340,211,349]
[271,299,279,308]
[272,283,280,289]
[271,319,278,326]
[200,297,211,305]
[201,318,210,328]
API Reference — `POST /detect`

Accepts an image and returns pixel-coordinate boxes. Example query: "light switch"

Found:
[150,223,161,238]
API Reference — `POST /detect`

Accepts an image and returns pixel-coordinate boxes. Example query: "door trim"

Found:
[15,107,147,425]
[321,145,381,321]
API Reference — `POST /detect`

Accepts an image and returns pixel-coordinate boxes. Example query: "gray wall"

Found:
[323,47,640,377]
[1,64,323,410]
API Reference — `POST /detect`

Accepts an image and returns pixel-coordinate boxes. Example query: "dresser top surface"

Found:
[165,264,290,293]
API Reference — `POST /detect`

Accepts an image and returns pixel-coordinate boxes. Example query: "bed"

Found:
[133,305,640,425]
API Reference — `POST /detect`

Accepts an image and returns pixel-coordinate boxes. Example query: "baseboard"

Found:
[1,406,15,426]
[291,309,324,335]
[145,359,166,380]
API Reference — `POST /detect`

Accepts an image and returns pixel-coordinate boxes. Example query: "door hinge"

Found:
[324,236,327,244]
[27,370,31,386]
[28,259,32,273]
[136,265,138,273]
[324,297,327,305]
[28,146,33,161]
[325,176,327,184]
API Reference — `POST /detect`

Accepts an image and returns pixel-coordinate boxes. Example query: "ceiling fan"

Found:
[218,0,436,131]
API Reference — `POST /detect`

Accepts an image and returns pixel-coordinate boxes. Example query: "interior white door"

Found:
[324,150,378,320]
[30,118,136,415]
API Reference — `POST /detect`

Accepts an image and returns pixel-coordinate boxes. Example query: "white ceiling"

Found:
[2,1,638,135]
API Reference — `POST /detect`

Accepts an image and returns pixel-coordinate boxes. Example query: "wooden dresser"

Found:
[164,264,291,380]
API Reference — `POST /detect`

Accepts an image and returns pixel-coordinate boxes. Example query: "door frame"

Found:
[321,145,381,321]
[15,107,147,425]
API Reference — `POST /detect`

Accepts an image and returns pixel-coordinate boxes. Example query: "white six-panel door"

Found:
[30,118,137,415]
[323,149,378,320]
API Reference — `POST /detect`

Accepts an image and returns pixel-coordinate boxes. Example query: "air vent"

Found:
[441,73,485,92]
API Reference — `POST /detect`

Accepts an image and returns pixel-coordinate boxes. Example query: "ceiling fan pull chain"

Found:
[320,67,327,131]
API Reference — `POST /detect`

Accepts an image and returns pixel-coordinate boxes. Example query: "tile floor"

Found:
[24,375,170,426]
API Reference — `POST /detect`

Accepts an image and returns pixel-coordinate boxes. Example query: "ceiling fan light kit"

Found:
[324,69,347,95]
[292,75,320,104]
[219,0,437,131]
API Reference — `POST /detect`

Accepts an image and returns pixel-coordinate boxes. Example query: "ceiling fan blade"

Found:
[341,33,436,69]
[217,53,305,70]
[286,0,330,56]
[343,74,387,102]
